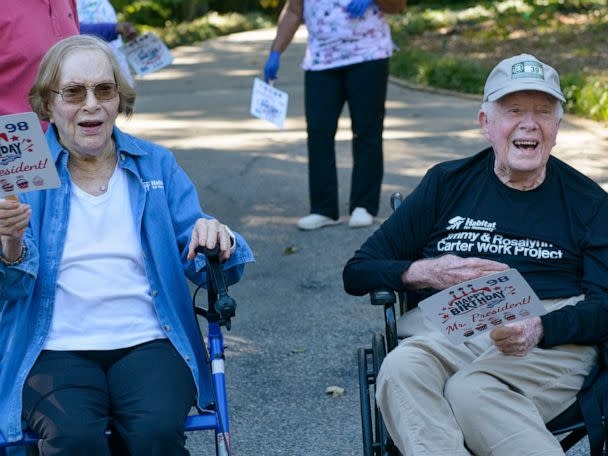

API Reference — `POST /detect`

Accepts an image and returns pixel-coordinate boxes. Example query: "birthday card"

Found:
[122,33,173,76]
[250,78,289,129]
[0,112,60,198]
[418,268,546,344]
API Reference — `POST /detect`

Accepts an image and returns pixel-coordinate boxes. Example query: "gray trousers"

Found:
[376,295,598,456]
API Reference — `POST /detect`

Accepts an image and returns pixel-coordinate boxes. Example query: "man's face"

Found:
[479,91,561,179]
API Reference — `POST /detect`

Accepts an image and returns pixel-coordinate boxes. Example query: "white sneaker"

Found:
[349,207,374,228]
[297,214,341,231]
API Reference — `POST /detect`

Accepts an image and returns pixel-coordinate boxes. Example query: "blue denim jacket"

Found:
[0,126,254,443]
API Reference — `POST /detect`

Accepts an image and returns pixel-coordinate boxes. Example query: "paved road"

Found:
[117,28,607,456]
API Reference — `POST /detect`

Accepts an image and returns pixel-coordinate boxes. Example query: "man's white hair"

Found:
[480,98,564,119]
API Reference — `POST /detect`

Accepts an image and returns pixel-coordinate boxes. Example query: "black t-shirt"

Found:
[343,148,608,347]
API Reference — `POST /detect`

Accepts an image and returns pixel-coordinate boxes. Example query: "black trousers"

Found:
[304,58,389,219]
[22,339,196,456]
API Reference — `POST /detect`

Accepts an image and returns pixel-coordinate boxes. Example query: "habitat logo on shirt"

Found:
[142,179,164,192]
[446,216,496,232]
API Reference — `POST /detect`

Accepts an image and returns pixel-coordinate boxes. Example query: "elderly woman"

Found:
[343,54,608,455]
[0,34,254,455]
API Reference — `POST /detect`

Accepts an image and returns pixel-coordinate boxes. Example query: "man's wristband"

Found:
[1,244,27,266]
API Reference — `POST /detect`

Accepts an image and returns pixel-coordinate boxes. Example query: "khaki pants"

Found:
[376,295,598,456]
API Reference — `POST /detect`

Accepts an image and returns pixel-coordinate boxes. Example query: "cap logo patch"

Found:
[511,61,544,80]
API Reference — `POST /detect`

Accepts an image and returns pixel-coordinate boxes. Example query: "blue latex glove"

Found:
[264,50,281,83]
[346,0,373,18]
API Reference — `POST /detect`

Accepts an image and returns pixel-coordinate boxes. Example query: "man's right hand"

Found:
[403,254,510,290]
[264,51,281,83]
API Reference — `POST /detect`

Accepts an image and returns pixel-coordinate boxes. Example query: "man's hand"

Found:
[490,317,544,356]
[403,254,509,290]
[187,218,233,262]
[346,0,373,17]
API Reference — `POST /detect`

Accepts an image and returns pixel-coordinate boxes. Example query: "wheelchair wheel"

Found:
[371,333,395,456]
[359,332,399,456]
[358,346,375,456]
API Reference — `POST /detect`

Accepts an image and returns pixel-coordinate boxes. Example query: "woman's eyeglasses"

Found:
[51,83,119,104]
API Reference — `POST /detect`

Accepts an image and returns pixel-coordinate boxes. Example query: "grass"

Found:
[387,0,608,122]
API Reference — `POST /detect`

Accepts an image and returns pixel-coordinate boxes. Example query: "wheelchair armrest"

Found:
[369,289,401,351]
[370,289,397,307]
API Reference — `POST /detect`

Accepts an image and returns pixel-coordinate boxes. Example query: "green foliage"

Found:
[417,57,488,95]
[114,0,172,26]
[390,49,488,95]
[387,0,608,121]
[113,0,280,23]
[562,74,608,122]
[108,1,607,122]
[145,12,273,48]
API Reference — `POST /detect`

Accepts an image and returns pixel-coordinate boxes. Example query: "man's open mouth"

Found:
[513,139,538,150]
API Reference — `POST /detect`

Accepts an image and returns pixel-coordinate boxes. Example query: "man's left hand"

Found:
[490,316,544,356]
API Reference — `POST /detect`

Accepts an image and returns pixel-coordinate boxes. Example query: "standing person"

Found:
[0,0,79,120]
[263,0,396,230]
[78,0,137,87]
[343,54,608,455]
[0,35,254,454]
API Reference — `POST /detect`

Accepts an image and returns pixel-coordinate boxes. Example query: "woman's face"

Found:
[48,48,119,158]
[479,90,561,180]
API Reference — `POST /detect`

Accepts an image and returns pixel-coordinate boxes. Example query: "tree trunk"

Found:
[181,0,209,21]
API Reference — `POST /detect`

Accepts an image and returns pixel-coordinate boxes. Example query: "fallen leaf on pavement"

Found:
[325,385,345,397]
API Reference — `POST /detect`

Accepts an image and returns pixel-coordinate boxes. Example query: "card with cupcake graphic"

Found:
[0,112,60,198]
[418,268,546,345]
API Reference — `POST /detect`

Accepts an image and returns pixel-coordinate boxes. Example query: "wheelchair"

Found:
[0,246,237,456]
[357,193,608,456]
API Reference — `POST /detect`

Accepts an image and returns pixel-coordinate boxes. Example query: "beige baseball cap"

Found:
[483,53,565,103]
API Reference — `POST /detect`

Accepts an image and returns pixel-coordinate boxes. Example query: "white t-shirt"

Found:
[44,165,166,350]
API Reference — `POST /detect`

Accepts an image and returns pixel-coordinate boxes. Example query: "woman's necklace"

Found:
[96,156,116,193]
[68,143,117,196]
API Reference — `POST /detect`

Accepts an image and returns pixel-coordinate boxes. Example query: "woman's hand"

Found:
[187,218,234,262]
[403,254,509,290]
[116,22,137,42]
[0,197,30,261]
[0,198,30,239]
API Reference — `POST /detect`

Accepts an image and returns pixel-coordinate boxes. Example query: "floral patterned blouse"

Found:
[302,0,395,71]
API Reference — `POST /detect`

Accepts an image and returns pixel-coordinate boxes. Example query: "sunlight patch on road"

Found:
[224,27,307,43]
[554,126,608,181]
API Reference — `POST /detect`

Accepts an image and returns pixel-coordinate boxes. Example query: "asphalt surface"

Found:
[116,27,608,456]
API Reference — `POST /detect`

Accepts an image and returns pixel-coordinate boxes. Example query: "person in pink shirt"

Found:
[0,0,79,126]
[263,0,396,231]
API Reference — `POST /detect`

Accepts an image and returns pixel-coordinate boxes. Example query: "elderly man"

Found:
[343,54,608,455]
